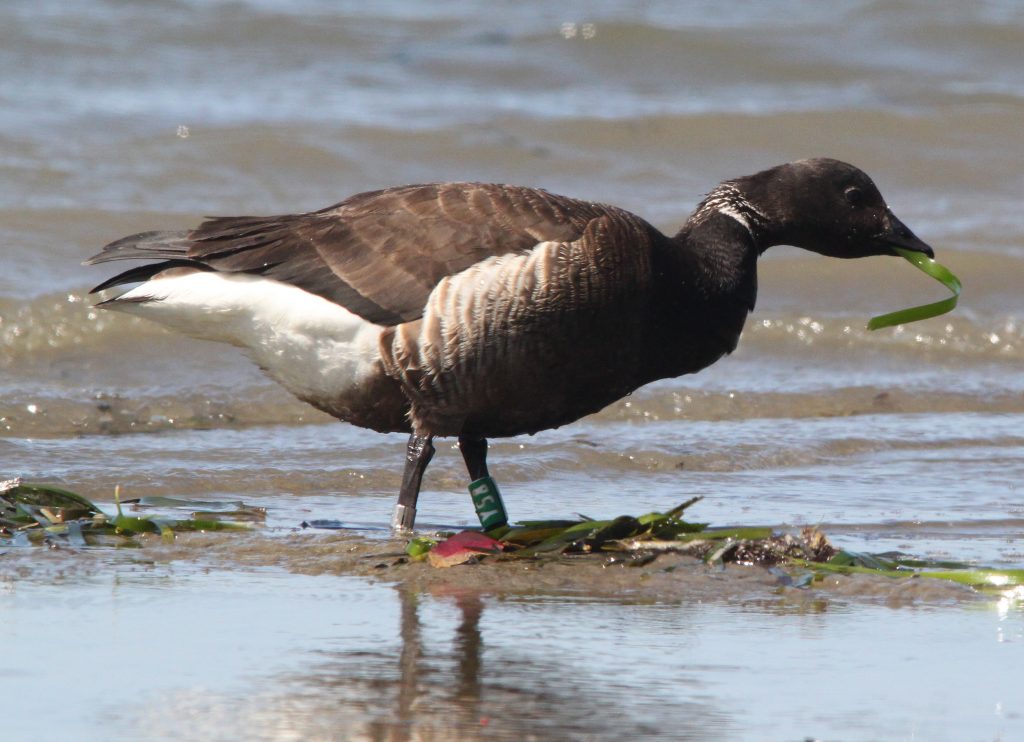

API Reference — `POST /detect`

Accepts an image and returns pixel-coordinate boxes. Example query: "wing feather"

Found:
[87,183,642,327]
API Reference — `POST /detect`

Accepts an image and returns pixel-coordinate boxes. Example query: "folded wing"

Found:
[87,183,620,326]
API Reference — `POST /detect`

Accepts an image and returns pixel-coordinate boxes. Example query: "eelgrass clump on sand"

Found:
[407,497,1024,593]
[407,497,833,568]
[5,478,1021,595]
[0,478,260,547]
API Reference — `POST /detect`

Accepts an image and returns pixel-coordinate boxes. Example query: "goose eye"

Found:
[844,186,866,208]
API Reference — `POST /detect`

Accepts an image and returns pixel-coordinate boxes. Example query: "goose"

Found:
[86,158,934,532]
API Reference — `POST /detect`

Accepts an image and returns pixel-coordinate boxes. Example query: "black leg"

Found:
[458,436,490,481]
[460,436,509,529]
[391,433,434,532]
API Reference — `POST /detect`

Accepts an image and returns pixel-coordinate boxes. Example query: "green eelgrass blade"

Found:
[148,518,176,543]
[827,549,902,571]
[113,514,160,535]
[791,556,1024,591]
[127,496,251,510]
[1,482,103,522]
[1,482,258,547]
[679,526,774,542]
[170,519,251,532]
[406,537,437,560]
[913,569,1024,589]
[868,247,962,330]
[500,524,581,545]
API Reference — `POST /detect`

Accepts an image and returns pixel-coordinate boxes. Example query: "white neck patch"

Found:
[690,183,768,241]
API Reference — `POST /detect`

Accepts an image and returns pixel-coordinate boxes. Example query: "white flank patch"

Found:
[393,240,562,380]
[106,272,384,401]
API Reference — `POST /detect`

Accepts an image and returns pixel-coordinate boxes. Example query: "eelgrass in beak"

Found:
[868,247,962,330]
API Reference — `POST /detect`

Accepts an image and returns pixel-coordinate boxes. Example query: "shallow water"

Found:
[4,554,1023,741]
[3,0,1024,739]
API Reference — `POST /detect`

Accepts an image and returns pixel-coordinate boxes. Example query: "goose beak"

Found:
[878,211,934,258]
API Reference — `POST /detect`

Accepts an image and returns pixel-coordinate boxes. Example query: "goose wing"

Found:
[87,183,626,326]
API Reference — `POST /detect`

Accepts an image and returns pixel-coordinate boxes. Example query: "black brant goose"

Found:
[87,158,934,531]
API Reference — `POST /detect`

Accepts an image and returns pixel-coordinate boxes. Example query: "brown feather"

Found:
[379,213,659,437]
[179,183,609,326]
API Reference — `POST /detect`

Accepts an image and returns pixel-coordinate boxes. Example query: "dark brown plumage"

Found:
[86,158,934,530]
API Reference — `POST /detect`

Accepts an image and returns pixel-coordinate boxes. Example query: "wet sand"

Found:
[2,527,982,607]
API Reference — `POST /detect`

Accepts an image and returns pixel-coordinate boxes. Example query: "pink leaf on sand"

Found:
[427,530,504,568]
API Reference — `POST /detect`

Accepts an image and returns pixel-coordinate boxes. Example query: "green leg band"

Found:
[469,476,508,530]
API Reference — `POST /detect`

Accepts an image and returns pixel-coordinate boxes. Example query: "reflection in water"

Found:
[297,585,726,741]
[7,556,1021,741]
[348,587,515,740]
[283,575,1013,740]
[452,591,484,707]
[394,587,422,735]
[389,587,486,740]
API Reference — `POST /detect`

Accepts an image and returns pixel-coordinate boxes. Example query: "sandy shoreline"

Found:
[2,529,981,609]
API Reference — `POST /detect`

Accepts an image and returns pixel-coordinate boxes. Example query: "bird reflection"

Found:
[285,579,725,740]
[391,584,485,738]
